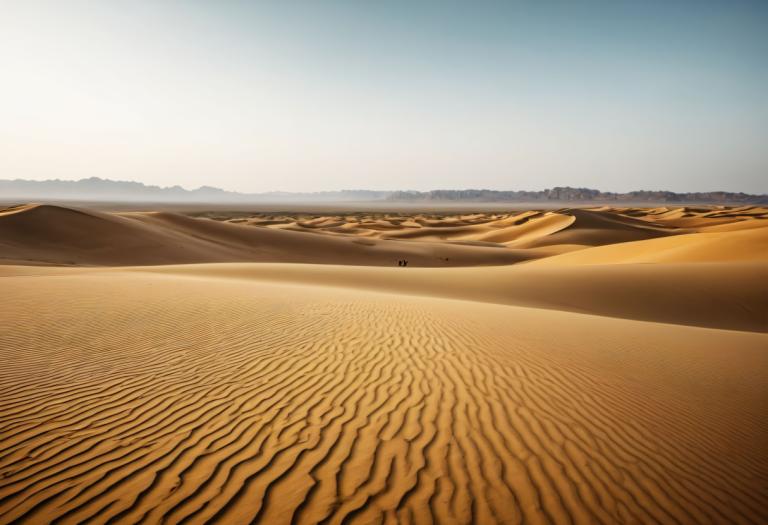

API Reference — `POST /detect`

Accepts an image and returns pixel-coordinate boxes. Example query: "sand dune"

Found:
[507,209,677,249]
[531,226,768,265]
[124,261,764,332]
[3,203,766,268]
[1,203,766,524]
[1,271,767,524]
[0,204,538,267]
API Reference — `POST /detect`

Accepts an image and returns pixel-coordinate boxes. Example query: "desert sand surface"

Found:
[1,204,767,524]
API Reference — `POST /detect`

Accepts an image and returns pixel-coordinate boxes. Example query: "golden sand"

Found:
[0,204,766,523]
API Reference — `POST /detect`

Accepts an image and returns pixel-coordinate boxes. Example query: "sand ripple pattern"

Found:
[0,274,766,524]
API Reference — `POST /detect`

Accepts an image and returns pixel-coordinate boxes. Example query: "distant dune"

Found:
[2,203,766,268]
[0,204,536,267]
[1,203,766,523]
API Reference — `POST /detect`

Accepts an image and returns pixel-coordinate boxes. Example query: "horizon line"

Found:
[2,177,766,197]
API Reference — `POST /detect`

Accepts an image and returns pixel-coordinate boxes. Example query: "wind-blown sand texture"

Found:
[0,204,767,524]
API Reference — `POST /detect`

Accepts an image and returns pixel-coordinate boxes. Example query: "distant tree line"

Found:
[387,187,767,204]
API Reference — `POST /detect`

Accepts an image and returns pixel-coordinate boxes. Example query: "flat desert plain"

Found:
[0,203,766,524]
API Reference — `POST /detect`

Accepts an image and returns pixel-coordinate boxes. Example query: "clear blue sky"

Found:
[1,1,766,193]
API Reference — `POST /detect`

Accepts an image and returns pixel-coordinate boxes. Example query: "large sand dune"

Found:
[2,203,766,268]
[0,204,541,267]
[1,204,766,524]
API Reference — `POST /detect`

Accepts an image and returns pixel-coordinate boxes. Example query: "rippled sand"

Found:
[0,204,766,524]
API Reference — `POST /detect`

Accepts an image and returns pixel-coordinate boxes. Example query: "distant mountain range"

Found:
[1,177,766,204]
[0,178,389,203]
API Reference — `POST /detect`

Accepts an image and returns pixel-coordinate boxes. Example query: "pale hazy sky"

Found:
[1,1,766,193]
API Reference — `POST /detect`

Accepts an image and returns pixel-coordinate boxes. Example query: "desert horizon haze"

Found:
[1,177,766,205]
[1,1,767,524]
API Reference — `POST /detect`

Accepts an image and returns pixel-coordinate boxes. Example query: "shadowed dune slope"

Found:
[3,256,765,332]
[531,226,768,265]
[0,271,766,524]
[3,204,767,267]
[122,261,767,333]
[510,209,677,248]
[0,204,538,267]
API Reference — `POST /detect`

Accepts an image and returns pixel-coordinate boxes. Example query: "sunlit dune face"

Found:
[196,205,768,253]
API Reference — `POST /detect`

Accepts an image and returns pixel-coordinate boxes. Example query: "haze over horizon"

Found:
[3,175,767,199]
[2,1,766,194]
